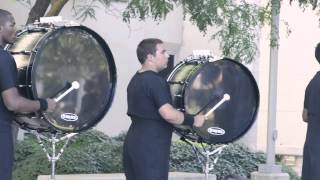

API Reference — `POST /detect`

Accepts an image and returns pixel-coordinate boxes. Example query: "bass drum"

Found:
[7,25,117,132]
[167,57,259,144]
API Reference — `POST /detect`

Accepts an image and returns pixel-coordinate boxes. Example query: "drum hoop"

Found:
[6,29,50,99]
[167,59,209,113]
[182,62,206,113]
[15,116,54,132]
[174,58,260,144]
[27,29,52,99]
[7,28,51,131]
[29,26,117,132]
[221,58,260,118]
[166,60,185,82]
[200,58,259,144]
[77,26,117,131]
[30,27,65,99]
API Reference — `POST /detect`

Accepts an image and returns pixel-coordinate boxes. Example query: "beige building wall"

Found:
[2,1,184,136]
[256,2,320,155]
[3,0,320,156]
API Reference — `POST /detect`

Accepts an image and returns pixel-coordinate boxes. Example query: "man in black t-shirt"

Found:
[123,38,206,180]
[0,9,56,180]
[301,43,320,180]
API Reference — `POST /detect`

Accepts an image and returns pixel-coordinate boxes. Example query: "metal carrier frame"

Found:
[180,137,227,180]
[29,130,77,180]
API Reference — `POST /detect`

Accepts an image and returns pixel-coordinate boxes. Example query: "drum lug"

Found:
[177,108,185,112]
[168,81,186,85]
[18,85,32,88]
[10,50,35,55]
[174,94,182,97]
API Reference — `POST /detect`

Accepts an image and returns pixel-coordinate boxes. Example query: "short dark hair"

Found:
[315,43,320,64]
[0,9,12,25]
[136,38,163,64]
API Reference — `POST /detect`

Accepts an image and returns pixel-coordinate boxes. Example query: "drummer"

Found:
[0,9,56,180]
[123,38,206,180]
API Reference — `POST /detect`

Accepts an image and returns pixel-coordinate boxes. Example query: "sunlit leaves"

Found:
[290,0,319,10]
[123,0,271,63]
[15,0,274,63]
[123,0,174,22]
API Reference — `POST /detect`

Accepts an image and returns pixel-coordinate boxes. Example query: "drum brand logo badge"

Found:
[61,113,78,122]
[207,127,225,135]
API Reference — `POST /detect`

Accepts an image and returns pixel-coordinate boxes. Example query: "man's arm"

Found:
[2,87,56,112]
[159,103,205,127]
[302,108,308,123]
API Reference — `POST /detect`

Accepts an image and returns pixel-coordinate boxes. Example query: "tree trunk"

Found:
[26,0,51,24]
[45,0,69,17]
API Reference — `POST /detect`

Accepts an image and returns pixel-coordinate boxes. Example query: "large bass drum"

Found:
[167,57,259,144]
[6,25,117,132]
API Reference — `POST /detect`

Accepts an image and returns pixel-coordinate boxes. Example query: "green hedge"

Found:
[170,142,300,180]
[170,142,266,178]
[13,130,299,180]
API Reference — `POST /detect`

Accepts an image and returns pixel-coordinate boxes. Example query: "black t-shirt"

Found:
[127,71,172,121]
[0,48,17,126]
[304,72,320,119]
[125,71,174,177]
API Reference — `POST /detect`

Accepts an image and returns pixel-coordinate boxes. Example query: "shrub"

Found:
[170,142,300,179]
[170,142,266,179]
[13,130,299,180]
[13,130,123,180]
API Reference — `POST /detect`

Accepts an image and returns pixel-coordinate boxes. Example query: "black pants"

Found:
[0,125,13,180]
[123,120,172,180]
[301,122,320,180]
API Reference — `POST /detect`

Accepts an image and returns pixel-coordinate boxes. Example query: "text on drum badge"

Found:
[61,113,79,122]
[207,127,225,136]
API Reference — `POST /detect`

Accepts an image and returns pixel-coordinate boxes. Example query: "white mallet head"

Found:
[224,93,230,101]
[72,81,80,89]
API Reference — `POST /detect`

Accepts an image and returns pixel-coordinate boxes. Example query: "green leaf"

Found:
[123,0,271,63]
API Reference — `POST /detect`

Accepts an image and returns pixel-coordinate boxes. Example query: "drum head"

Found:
[177,58,259,144]
[31,26,116,132]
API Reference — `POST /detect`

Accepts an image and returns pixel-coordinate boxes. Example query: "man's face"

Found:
[0,15,16,44]
[153,43,169,71]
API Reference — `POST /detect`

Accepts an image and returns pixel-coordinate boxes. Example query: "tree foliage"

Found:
[16,0,127,24]
[123,0,272,63]
[290,0,320,10]
[13,0,320,63]
[15,0,272,63]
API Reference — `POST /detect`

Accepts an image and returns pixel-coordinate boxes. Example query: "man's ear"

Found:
[147,54,154,61]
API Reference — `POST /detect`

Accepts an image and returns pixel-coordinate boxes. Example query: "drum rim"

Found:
[29,25,117,132]
[167,59,207,112]
[14,115,53,132]
[8,29,53,131]
[172,58,260,144]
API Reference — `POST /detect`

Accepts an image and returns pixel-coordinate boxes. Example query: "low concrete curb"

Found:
[38,172,216,180]
[251,172,290,180]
